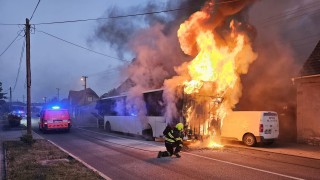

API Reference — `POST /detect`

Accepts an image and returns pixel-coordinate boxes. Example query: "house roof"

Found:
[300,40,320,76]
[68,88,99,106]
[100,78,135,98]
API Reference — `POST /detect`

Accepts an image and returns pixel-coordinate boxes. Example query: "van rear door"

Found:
[260,112,279,139]
[44,109,70,129]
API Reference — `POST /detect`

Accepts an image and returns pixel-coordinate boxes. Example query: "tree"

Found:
[0,82,7,100]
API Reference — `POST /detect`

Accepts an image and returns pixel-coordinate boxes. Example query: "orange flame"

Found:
[176,6,257,148]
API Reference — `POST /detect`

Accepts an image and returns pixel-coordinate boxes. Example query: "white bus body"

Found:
[98,89,168,140]
[221,111,279,146]
[104,116,167,138]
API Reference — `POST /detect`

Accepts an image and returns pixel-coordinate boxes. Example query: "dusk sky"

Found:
[1,0,319,104]
[0,0,151,102]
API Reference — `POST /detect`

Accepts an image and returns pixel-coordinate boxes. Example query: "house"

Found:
[68,88,99,107]
[68,88,99,127]
[294,40,320,145]
[100,78,135,98]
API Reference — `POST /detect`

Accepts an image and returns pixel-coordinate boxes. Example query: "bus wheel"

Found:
[105,122,111,132]
[243,133,256,147]
[142,127,154,141]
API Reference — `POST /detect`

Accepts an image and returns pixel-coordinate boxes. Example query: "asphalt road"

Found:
[32,123,320,180]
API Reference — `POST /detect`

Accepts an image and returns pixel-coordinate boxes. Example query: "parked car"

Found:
[38,106,71,133]
[7,112,22,127]
[221,111,279,146]
[11,110,26,118]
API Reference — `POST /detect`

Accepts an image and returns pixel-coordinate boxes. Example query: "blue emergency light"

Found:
[52,106,60,110]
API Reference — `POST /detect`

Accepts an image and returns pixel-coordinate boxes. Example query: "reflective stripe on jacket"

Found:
[164,128,183,146]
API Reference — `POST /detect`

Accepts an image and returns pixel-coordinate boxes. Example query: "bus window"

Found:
[144,90,164,116]
[114,97,126,116]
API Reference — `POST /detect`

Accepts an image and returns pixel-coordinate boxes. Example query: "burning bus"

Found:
[96,85,279,146]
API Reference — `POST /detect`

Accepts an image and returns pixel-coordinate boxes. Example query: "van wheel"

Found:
[105,122,111,132]
[243,133,256,147]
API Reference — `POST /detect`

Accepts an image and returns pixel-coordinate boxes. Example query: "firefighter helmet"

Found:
[176,123,184,131]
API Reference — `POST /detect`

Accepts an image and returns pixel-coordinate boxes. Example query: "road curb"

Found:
[225,144,320,161]
[46,139,111,180]
[1,142,7,180]
[3,144,7,180]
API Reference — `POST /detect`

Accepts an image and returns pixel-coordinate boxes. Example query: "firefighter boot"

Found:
[174,153,181,158]
[157,151,162,158]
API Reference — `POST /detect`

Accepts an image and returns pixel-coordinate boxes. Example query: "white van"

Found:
[221,111,279,146]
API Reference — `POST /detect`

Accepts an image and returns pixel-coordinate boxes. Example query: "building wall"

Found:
[296,75,320,144]
[72,102,98,127]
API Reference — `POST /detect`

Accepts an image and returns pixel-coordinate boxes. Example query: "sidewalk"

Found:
[224,141,320,160]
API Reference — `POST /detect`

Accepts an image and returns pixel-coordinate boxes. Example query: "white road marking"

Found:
[184,152,304,180]
[76,127,161,147]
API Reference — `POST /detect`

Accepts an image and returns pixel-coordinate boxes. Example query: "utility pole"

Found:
[25,18,32,136]
[81,76,88,90]
[9,87,12,111]
[56,88,60,101]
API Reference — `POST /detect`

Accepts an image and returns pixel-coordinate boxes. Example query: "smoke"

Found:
[90,1,206,59]
[237,0,320,111]
[235,0,320,141]
[89,1,210,127]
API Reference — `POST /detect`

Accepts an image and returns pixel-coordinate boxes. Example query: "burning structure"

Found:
[164,0,257,141]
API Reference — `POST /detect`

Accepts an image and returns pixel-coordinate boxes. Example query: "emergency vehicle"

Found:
[38,106,71,133]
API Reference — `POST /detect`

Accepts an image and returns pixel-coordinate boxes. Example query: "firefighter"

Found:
[157,123,184,158]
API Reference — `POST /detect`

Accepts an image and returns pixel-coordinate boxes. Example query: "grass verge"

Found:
[4,139,104,180]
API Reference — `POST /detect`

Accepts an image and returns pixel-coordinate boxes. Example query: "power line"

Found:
[87,68,119,76]
[0,30,24,58]
[260,1,320,24]
[32,0,242,25]
[13,39,26,92]
[0,0,241,26]
[0,23,23,26]
[36,29,130,62]
[262,9,320,27]
[259,2,320,27]
[30,0,41,21]
[33,7,188,25]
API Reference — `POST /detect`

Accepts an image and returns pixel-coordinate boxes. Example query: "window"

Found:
[144,90,165,116]
[101,96,126,116]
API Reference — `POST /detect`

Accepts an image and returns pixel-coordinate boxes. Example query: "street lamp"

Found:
[81,76,88,90]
